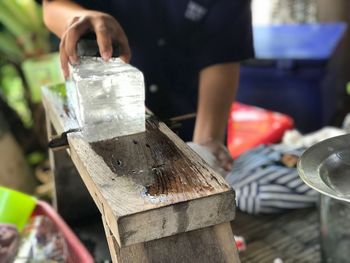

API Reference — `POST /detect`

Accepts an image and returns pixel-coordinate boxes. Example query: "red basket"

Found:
[227,102,294,158]
[31,201,94,263]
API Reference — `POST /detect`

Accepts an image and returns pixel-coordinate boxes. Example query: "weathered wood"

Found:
[103,216,240,263]
[42,84,236,247]
[68,120,235,246]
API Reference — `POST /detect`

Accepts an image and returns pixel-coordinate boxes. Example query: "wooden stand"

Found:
[42,84,240,262]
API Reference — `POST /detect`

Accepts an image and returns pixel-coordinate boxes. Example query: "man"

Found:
[42,0,254,173]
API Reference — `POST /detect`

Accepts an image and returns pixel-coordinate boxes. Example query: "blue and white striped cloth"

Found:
[226,145,318,214]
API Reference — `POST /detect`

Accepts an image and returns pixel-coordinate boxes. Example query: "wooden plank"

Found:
[103,216,240,263]
[68,121,235,246]
[102,216,119,263]
[42,85,236,246]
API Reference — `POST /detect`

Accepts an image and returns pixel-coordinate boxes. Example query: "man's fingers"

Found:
[66,16,80,30]
[94,23,113,61]
[213,145,233,172]
[222,159,233,172]
[65,18,91,63]
[217,156,233,171]
[60,12,131,74]
[59,40,69,79]
[113,26,131,62]
[119,40,131,63]
[217,154,233,172]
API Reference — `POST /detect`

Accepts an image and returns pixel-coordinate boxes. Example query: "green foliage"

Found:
[27,151,46,166]
[0,64,32,127]
[0,0,52,127]
[0,32,24,62]
[0,0,49,62]
[0,0,59,165]
[22,53,63,103]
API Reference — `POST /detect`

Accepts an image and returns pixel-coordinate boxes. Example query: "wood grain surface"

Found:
[42,85,236,247]
[103,217,240,263]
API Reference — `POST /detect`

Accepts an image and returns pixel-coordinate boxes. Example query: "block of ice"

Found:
[66,57,145,142]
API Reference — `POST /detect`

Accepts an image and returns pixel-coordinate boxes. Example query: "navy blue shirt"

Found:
[74,0,254,139]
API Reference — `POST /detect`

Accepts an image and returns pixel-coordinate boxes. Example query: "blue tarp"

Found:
[253,23,347,60]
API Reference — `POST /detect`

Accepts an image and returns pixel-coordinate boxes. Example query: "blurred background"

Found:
[0,0,349,197]
[1,1,350,262]
[0,0,63,197]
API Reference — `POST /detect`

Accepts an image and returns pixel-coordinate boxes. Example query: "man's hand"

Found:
[187,140,233,177]
[199,140,233,172]
[60,11,131,78]
[42,1,130,78]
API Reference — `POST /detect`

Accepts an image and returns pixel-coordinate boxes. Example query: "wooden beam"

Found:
[42,85,236,247]
[103,216,240,263]
[68,121,235,246]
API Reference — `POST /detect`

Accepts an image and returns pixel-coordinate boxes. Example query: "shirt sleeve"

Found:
[194,0,254,70]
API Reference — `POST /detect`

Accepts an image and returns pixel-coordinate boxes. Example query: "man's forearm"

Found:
[43,0,87,38]
[194,63,240,144]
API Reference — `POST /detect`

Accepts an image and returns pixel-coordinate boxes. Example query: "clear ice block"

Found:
[66,57,145,142]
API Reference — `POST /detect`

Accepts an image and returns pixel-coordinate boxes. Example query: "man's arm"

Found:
[193,63,240,171]
[43,0,85,37]
[42,0,130,77]
[189,0,252,173]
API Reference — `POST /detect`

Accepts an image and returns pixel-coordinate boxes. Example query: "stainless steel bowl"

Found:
[298,134,350,263]
[298,134,350,202]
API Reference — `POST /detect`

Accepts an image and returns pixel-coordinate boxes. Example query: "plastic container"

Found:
[227,102,294,158]
[32,201,94,263]
[0,187,37,231]
[237,63,330,132]
[0,187,93,262]
[237,23,346,132]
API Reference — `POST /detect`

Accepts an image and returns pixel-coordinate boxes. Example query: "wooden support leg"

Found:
[103,218,240,263]
[46,115,98,223]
